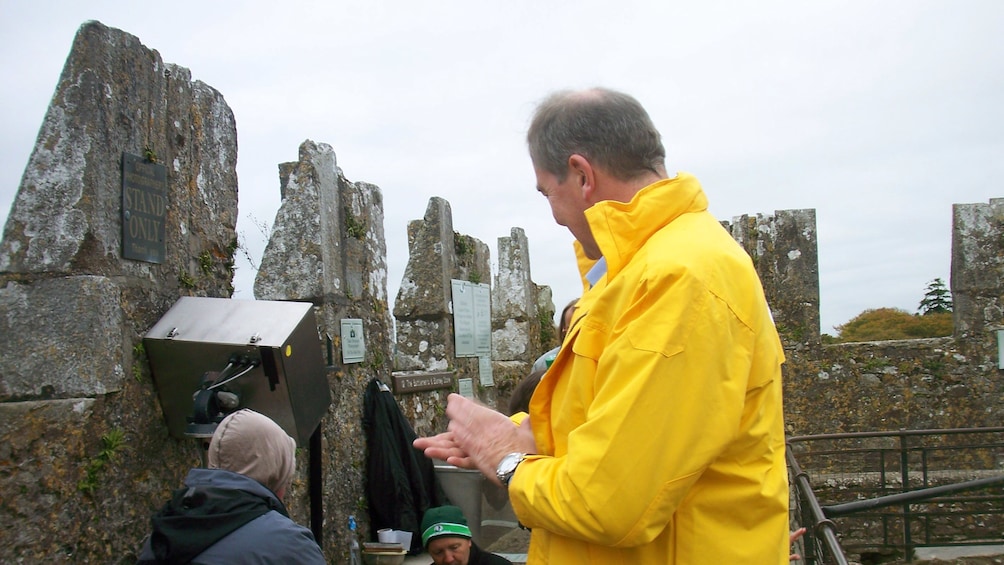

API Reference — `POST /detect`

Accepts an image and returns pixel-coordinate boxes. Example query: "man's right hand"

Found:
[414,393,537,485]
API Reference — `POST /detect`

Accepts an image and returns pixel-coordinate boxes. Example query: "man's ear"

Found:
[567,154,596,201]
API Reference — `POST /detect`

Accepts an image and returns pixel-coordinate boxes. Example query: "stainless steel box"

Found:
[144,297,330,445]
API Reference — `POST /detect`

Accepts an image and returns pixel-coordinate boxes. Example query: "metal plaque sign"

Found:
[452,280,476,356]
[451,280,491,357]
[997,330,1004,370]
[392,371,454,394]
[478,355,494,387]
[457,377,474,399]
[121,152,167,263]
[473,284,491,356]
[340,318,365,364]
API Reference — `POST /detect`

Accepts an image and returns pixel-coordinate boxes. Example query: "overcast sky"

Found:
[2,1,1002,334]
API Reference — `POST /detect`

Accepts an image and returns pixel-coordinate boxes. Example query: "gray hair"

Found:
[527,88,666,181]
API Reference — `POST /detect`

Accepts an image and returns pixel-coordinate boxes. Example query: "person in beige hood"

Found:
[207,408,296,498]
[137,409,324,564]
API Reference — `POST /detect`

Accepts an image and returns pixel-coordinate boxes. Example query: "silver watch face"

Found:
[497,453,523,482]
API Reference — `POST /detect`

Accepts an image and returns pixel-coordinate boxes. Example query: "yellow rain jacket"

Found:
[509,173,790,563]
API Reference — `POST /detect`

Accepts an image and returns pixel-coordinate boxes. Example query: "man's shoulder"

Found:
[470,543,513,565]
[197,510,324,563]
[237,510,319,544]
[643,211,761,284]
[485,553,514,565]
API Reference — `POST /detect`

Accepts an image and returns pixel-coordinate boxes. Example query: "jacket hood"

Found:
[582,172,706,281]
[146,468,287,564]
[207,408,296,496]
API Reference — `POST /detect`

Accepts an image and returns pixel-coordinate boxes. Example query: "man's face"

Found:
[427,536,472,565]
[534,167,600,258]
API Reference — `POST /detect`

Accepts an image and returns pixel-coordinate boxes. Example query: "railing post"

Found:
[801,489,821,565]
[922,445,930,546]
[900,431,913,562]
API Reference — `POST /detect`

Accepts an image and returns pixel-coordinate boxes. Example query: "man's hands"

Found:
[414,393,537,485]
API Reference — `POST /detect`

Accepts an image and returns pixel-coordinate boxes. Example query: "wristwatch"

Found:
[496,452,526,487]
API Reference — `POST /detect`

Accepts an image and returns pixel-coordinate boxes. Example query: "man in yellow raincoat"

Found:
[416,88,790,563]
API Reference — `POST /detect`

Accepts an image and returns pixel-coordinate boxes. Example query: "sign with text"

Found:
[451,280,491,357]
[457,377,474,399]
[340,318,365,364]
[478,355,494,387]
[473,284,492,355]
[392,371,454,394]
[121,152,167,263]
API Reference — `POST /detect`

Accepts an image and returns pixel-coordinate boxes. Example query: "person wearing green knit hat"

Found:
[420,505,511,565]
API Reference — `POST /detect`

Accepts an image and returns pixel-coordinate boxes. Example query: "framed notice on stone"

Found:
[340,318,365,364]
[457,377,474,399]
[472,284,491,356]
[452,279,475,355]
[451,280,491,358]
[121,152,167,263]
[478,355,494,387]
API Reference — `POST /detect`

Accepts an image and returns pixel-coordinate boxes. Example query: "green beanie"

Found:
[421,505,472,547]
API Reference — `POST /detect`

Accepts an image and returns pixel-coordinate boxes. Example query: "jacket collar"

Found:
[581,172,707,281]
[572,241,597,293]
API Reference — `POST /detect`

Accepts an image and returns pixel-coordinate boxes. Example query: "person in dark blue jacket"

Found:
[137,409,325,564]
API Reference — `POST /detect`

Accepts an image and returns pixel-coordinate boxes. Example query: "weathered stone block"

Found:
[493,319,532,360]
[952,198,1004,340]
[395,319,451,371]
[723,208,820,347]
[255,140,342,302]
[394,198,460,320]
[0,277,124,400]
[0,399,96,559]
[493,227,534,321]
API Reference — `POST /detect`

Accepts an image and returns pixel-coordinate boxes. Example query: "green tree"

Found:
[918,277,952,315]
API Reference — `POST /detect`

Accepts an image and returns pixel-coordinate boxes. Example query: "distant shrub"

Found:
[834,308,953,342]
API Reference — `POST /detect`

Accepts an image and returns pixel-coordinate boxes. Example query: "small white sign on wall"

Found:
[341,318,365,364]
[478,355,494,387]
[457,377,474,399]
[997,330,1004,370]
[451,280,491,358]
[452,280,476,356]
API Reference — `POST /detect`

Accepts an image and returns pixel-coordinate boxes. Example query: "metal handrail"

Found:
[788,447,850,565]
[786,427,1004,562]
[822,475,1004,517]
[788,426,1004,443]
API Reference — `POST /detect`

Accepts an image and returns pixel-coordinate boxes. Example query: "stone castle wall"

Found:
[0,21,240,562]
[253,140,395,555]
[391,203,555,436]
[779,199,1004,436]
[720,204,1003,436]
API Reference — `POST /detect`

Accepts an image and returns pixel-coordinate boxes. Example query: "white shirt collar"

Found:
[585,256,607,288]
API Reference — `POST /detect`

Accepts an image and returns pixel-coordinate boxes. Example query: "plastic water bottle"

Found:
[348,515,362,565]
